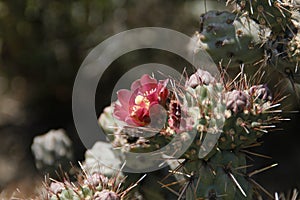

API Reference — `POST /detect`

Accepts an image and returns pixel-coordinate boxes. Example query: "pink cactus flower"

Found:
[114,74,169,126]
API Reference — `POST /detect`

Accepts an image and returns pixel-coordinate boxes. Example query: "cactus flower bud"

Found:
[225,90,250,113]
[186,69,215,88]
[94,190,120,200]
[249,84,272,101]
[84,172,108,187]
[49,182,65,194]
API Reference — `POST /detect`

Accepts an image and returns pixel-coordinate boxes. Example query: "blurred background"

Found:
[0,0,299,198]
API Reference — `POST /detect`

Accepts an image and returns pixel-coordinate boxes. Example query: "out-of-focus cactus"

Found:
[31,129,74,176]
[194,10,268,68]
[191,1,300,107]
[99,70,284,199]
[83,141,122,177]
[284,11,300,68]
[227,1,300,68]
[228,0,297,33]
[225,0,300,108]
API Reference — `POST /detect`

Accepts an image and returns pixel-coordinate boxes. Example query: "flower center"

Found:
[134,95,150,107]
[129,95,152,125]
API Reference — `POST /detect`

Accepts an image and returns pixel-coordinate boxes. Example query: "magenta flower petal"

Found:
[113,103,128,121]
[130,79,142,92]
[140,74,157,85]
[117,89,132,108]
[131,74,157,91]
[125,116,137,126]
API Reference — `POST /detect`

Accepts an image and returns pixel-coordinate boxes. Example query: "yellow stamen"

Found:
[134,95,150,108]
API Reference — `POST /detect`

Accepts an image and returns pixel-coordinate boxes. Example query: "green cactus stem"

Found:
[194,10,267,68]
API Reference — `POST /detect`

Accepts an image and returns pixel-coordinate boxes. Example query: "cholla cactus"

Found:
[44,166,136,200]
[99,69,285,199]
[31,129,74,175]
[227,0,298,33]
[97,2,300,198]
[191,1,300,107]
[176,70,281,199]
[194,10,268,68]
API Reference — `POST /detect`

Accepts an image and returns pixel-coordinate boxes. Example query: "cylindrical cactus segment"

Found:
[184,151,252,200]
[183,70,275,157]
[173,69,280,199]
[195,10,267,68]
[99,69,282,199]
[230,0,296,33]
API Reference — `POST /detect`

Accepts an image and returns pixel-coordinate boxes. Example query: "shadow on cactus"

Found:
[99,67,288,199]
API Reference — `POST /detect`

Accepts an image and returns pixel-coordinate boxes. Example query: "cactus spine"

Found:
[46,171,126,200]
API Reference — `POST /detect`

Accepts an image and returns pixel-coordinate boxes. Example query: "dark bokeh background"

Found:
[0,0,299,198]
